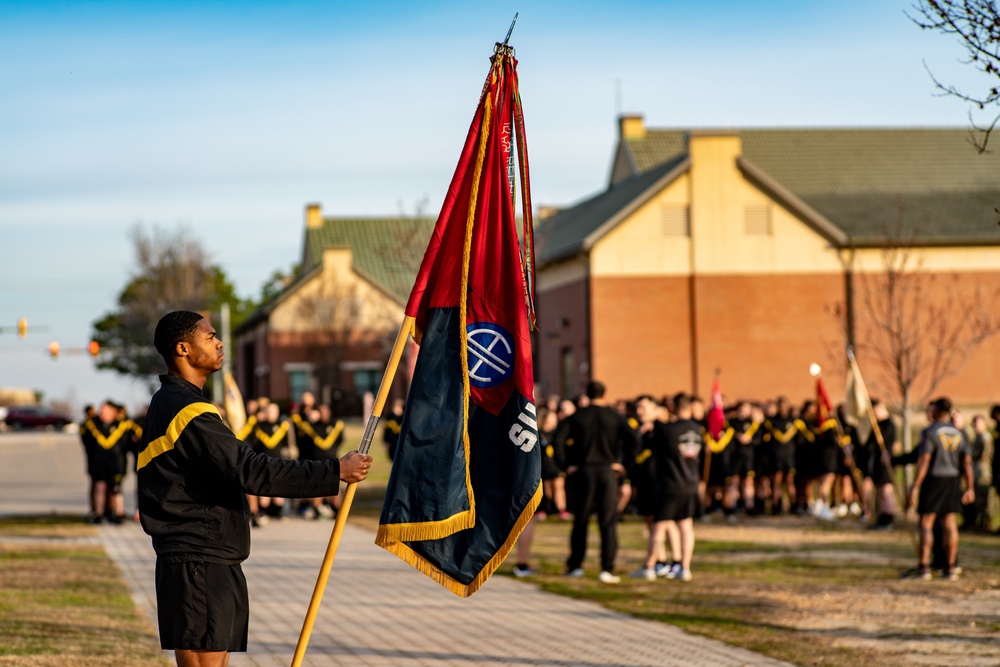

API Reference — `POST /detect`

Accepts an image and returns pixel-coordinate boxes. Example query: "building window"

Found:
[288,370,310,404]
[744,204,773,235]
[561,347,575,399]
[353,369,380,397]
[661,205,690,236]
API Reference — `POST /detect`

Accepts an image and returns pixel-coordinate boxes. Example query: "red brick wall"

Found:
[852,270,1000,408]
[535,279,590,401]
[589,276,694,400]
[691,274,847,404]
[577,270,1000,408]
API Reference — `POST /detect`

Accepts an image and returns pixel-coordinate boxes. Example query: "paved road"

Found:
[1,433,794,667]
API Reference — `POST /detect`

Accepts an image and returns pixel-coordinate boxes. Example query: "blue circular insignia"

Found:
[466,322,515,388]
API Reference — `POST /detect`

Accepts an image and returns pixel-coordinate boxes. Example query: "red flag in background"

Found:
[813,364,835,430]
[707,377,725,441]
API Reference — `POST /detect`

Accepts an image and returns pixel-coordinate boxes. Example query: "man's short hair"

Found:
[929,396,952,416]
[154,311,204,360]
[585,380,606,400]
[673,393,692,412]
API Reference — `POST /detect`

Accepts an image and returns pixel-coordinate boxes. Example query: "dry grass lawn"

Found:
[0,518,166,666]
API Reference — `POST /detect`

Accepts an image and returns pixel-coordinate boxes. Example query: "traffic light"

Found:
[48,341,60,358]
[17,318,26,338]
[88,340,100,357]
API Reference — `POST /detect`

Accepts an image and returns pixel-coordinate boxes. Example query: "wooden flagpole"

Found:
[290,315,415,667]
[847,347,919,554]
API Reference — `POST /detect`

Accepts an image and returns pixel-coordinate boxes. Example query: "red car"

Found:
[3,405,71,430]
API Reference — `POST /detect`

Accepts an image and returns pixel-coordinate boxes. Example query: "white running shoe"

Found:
[849,502,862,517]
[834,503,849,518]
[661,562,683,579]
[679,568,693,582]
[564,567,585,577]
[598,571,621,584]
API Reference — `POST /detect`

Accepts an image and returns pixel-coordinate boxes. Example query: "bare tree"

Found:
[92,224,250,390]
[910,0,1000,152]
[849,215,1000,451]
[294,273,400,413]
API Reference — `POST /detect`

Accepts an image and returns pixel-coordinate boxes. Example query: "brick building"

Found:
[534,116,1000,405]
[234,205,433,413]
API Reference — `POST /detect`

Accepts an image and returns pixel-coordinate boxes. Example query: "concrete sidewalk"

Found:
[102,517,793,667]
[0,434,791,666]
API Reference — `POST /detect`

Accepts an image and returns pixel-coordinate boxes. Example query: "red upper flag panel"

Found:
[403,52,534,414]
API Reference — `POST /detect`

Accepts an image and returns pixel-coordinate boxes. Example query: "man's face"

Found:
[98,403,117,424]
[636,398,656,423]
[183,319,224,374]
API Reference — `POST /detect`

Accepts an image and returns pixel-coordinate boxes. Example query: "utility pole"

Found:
[212,302,231,405]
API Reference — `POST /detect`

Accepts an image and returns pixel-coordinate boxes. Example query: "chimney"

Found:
[536,205,562,221]
[305,202,323,229]
[618,114,646,140]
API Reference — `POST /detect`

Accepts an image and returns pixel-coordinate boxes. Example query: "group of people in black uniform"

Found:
[516,383,996,584]
[78,400,144,524]
[78,390,407,528]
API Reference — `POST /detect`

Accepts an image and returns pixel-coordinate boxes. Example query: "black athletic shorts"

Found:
[871,456,894,487]
[814,445,840,476]
[918,476,963,516]
[708,448,730,486]
[653,490,702,522]
[772,444,795,475]
[154,559,249,652]
[729,445,755,479]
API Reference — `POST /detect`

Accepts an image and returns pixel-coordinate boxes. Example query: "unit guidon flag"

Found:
[374,46,541,597]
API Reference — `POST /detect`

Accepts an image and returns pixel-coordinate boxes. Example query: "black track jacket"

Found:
[137,374,342,564]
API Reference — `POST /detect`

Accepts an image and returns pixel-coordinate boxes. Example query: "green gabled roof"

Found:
[234,216,435,335]
[304,217,436,303]
[622,127,1000,246]
[536,156,689,264]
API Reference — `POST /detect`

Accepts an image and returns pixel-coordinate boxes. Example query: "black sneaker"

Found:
[901,566,931,580]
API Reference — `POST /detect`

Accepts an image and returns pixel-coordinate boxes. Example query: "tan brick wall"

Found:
[589,276,693,400]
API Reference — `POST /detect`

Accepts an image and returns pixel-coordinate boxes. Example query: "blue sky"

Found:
[0,0,991,412]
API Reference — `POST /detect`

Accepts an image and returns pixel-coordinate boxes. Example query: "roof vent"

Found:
[662,205,690,236]
[744,204,773,235]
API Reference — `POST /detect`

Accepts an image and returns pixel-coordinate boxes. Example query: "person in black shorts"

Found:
[82,401,131,524]
[297,403,345,520]
[382,399,405,462]
[252,402,296,520]
[137,311,371,666]
[726,401,759,519]
[867,400,898,530]
[641,393,703,582]
[765,397,797,515]
[628,395,679,580]
[904,397,974,580]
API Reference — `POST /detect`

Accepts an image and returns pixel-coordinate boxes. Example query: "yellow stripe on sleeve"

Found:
[136,402,220,470]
